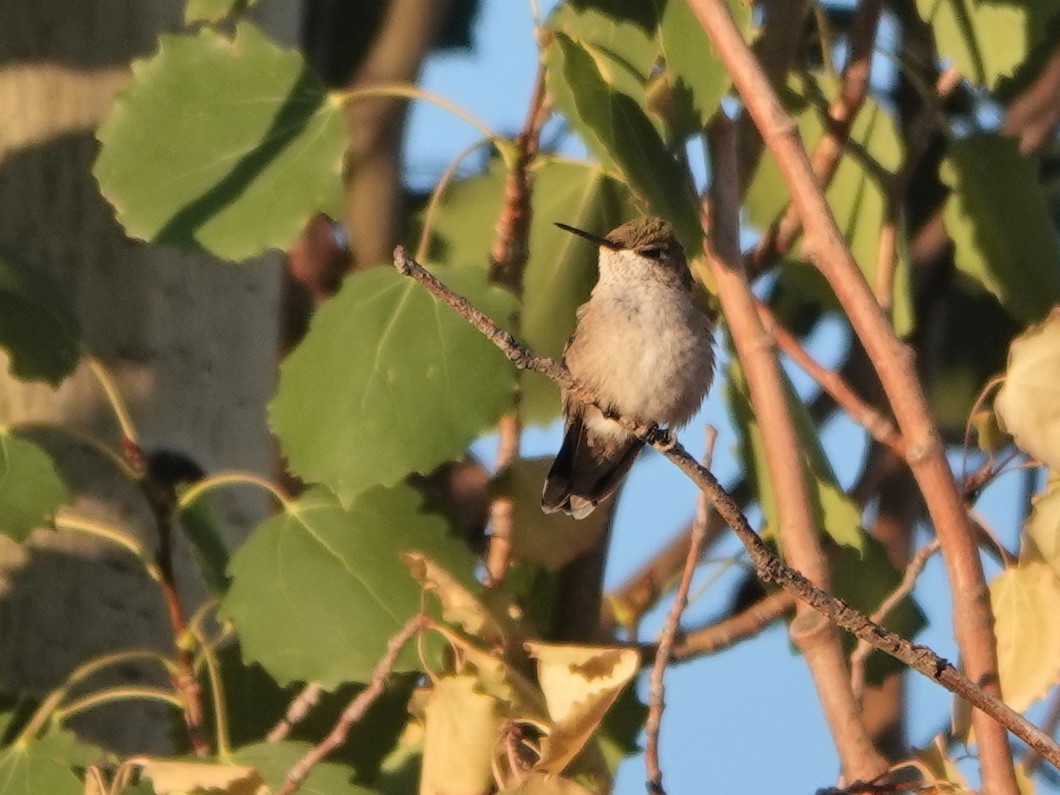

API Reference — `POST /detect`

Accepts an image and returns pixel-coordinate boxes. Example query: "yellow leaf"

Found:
[525,643,638,776]
[133,758,263,795]
[404,553,507,644]
[421,675,502,795]
[995,308,1060,468]
[910,735,975,794]
[1023,476,1060,578]
[499,771,596,795]
[990,561,1060,712]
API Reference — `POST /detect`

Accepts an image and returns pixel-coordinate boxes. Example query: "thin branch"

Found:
[850,539,940,700]
[670,590,796,662]
[1022,687,1060,775]
[268,683,324,743]
[708,116,886,782]
[276,615,428,795]
[685,2,1019,791]
[756,301,905,458]
[391,245,1060,772]
[645,429,718,794]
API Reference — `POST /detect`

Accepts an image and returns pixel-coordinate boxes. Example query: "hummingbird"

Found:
[541,217,715,519]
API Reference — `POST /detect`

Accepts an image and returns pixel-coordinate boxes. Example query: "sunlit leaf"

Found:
[0,432,68,542]
[270,265,517,505]
[1024,476,1060,578]
[941,135,1060,324]
[423,159,636,423]
[995,308,1060,468]
[911,735,975,794]
[545,33,701,249]
[233,741,366,795]
[0,248,80,385]
[94,22,345,262]
[221,484,476,687]
[136,758,261,795]
[403,552,506,643]
[420,675,502,795]
[491,457,609,570]
[525,643,639,777]
[500,772,596,795]
[989,561,1060,712]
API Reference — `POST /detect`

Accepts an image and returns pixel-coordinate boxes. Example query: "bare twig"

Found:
[276,615,428,795]
[645,429,719,794]
[708,116,887,782]
[1022,687,1060,775]
[756,301,905,458]
[671,590,796,661]
[685,2,1018,791]
[850,540,940,700]
[267,683,324,743]
[391,245,1060,772]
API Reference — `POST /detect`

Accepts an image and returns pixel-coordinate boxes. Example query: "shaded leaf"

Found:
[525,643,639,777]
[94,22,345,262]
[0,731,101,795]
[995,308,1060,467]
[545,33,701,249]
[941,135,1060,324]
[0,248,80,385]
[1024,475,1060,577]
[491,457,609,570]
[424,159,636,423]
[726,359,864,552]
[745,77,914,336]
[221,484,476,687]
[499,772,595,795]
[989,561,1060,711]
[177,492,230,595]
[0,432,68,542]
[233,741,366,795]
[184,0,258,24]
[420,675,502,795]
[270,265,517,505]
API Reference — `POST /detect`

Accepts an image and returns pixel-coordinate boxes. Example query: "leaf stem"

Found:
[177,471,292,512]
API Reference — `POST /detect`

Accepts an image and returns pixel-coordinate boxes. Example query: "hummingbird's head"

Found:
[555,217,691,289]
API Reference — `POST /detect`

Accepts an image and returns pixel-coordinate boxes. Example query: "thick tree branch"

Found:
[684,3,1018,792]
[708,117,887,783]
[391,246,1060,773]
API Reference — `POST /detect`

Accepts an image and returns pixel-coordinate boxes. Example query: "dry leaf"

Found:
[990,561,1060,711]
[910,735,975,794]
[421,674,502,795]
[525,643,639,776]
[404,553,506,644]
[1023,476,1060,578]
[995,308,1060,468]
[133,757,263,795]
[498,771,595,795]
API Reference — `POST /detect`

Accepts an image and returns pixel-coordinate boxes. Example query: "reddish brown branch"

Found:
[267,683,324,743]
[671,590,796,661]
[685,2,1019,791]
[276,615,428,795]
[708,117,887,782]
[645,429,718,794]
[391,246,1060,771]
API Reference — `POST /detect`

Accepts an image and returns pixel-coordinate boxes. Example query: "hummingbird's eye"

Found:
[639,245,665,260]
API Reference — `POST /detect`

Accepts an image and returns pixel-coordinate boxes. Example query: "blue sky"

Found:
[405,2,1041,792]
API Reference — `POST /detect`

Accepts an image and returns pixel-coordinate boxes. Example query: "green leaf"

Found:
[0,248,80,385]
[941,135,1060,324]
[491,458,609,570]
[655,0,746,132]
[233,741,367,795]
[94,22,345,262]
[0,731,101,795]
[221,483,476,687]
[177,494,230,595]
[726,358,864,553]
[184,0,258,24]
[545,32,701,249]
[745,77,915,336]
[0,433,68,542]
[424,158,636,423]
[915,0,1060,88]
[270,265,517,504]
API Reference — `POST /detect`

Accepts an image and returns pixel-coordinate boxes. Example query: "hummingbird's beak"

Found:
[555,222,622,250]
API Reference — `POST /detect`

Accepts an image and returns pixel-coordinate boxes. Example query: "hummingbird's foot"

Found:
[644,424,676,450]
